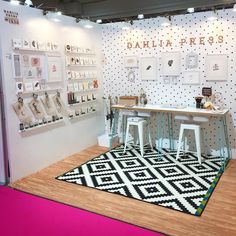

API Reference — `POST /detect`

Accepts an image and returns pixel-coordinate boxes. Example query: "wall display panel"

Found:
[101,9,236,156]
[65,44,99,120]
[0,0,103,181]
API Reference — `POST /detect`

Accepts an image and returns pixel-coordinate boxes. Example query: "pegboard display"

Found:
[101,9,236,156]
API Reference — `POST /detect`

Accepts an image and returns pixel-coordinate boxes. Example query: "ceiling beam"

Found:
[81,0,235,19]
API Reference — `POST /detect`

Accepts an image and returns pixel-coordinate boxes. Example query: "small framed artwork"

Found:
[124,56,138,68]
[162,52,181,76]
[186,52,198,69]
[47,55,62,82]
[183,71,200,85]
[12,53,22,78]
[140,57,157,80]
[205,54,228,81]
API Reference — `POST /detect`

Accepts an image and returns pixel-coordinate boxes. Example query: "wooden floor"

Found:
[11,145,236,236]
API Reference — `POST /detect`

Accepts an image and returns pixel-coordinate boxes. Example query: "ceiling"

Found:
[26,0,236,22]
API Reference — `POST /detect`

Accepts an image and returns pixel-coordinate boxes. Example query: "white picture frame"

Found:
[186,52,198,69]
[124,56,138,68]
[140,57,157,80]
[162,52,181,76]
[205,54,228,81]
[47,55,62,82]
[183,71,200,85]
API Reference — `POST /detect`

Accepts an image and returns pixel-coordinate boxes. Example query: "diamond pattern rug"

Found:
[56,145,225,216]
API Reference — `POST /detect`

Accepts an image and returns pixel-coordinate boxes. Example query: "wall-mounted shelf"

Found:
[68,99,97,107]
[66,65,97,67]
[67,78,97,81]
[13,48,60,54]
[19,117,64,133]
[67,88,98,93]
[68,111,97,120]
[65,51,95,56]
[17,88,63,96]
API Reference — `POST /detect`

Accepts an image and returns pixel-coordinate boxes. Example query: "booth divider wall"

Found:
[101,9,236,158]
[0,1,104,182]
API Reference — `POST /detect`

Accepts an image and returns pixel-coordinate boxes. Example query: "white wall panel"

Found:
[102,9,236,157]
[0,1,104,181]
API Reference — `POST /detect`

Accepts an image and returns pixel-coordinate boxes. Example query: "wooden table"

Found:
[111,104,230,170]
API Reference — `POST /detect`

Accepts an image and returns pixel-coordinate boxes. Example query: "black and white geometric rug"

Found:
[56,145,225,216]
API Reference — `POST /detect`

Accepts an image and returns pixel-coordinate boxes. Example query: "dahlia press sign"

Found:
[3,10,19,25]
[127,35,224,49]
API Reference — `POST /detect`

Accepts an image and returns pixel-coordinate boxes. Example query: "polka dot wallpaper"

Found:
[101,9,236,156]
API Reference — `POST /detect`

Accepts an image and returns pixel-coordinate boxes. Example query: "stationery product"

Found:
[119,96,138,106]
[24,82,33,92]
[22,39,31,49]
[28,96,46,120]
[74,83,79,91]
[33,81,40,91]
[12,38,22,49]
[195,96,203,109]
[16,82,24,93]
[41,93,57,116]
[12,97,33,125]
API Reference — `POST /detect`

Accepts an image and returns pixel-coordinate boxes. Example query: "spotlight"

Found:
[121,22,131,30]
[56,11,62,16]
[96,19,102,24]
[25,0,33,6]
[233,4,236,12]
[161,16,171,27]
[10,0,20,5]
[187,8,195,13]
[137,14,144,19]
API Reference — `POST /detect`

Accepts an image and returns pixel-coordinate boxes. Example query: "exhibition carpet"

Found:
[57,144,224,216]
[0,186,164,236]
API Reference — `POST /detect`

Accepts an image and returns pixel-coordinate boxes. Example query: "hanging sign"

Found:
[3,10,19,25]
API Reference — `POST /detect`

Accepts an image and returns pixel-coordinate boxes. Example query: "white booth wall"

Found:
[101,9,236,158]
[0,1,104,182]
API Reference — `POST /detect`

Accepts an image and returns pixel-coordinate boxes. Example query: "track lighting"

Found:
[96,19,102,24]
[56,11,62,16]
[24,0,33,6]
[10,0,20,5]
[187,8,195,13]
[233,3,236,12]
[137,14,144,20]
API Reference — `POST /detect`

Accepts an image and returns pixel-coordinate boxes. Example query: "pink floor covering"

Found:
[0,186,164,236]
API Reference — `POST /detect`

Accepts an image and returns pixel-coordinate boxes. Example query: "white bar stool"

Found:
[123,116,153,157]
[176,124,202,164]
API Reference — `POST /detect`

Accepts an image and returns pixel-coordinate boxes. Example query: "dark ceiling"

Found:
[27,0,236,22]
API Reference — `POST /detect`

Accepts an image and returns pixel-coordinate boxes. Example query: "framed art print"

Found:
[162,52,181,76]
[206,54,228,81]
[124,56,138,68]
[140,57,157,80]
[183,71,200,85]
[186,52,198,69]
[47,55,62,82]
